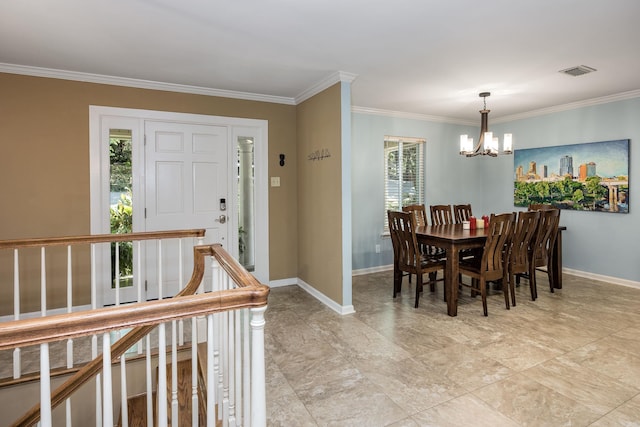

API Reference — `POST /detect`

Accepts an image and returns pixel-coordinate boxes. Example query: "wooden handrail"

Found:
[0,229,206,250]
[5,243,269,427]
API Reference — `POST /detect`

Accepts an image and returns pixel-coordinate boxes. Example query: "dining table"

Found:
[415,224,488,316]
[415,223,566,317]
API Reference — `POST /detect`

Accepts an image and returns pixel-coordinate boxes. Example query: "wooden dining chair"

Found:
[507,210,540,307]
[453,204,473,224]
[402,204,427,227]
[430,204,453,226]
[458,212,515,316]
[529,208,561,298]
[403,204,445,261]
[387,210,445,308]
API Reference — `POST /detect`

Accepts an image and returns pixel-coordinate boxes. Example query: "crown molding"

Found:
[353,89,640,125]
[351,106,476,126]
[295,71,358,104]
[492,89,640,123]
[3,62,638,117]
[0,62,297,105]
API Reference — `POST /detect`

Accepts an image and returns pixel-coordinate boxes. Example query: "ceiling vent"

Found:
[559,65,597,77]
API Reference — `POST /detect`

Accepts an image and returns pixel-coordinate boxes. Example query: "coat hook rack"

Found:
[308,148,331,161]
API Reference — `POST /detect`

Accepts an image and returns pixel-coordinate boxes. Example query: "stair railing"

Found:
[0,243,269,427]
[0,229,206,380]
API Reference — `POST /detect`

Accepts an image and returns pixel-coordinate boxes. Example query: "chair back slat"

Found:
[388,210,420,272]
[430,205,453,226]
[511,210,540,266]
[402,204,427,227]
[482,213,515,277]
[533,208,561,265]
[453,204,473,224]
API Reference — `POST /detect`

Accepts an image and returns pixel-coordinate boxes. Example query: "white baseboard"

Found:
[268,277,299,288]
[352,264,393,276]
[268,277,355,315]
[295,278,355,315]
[563,268,640,289]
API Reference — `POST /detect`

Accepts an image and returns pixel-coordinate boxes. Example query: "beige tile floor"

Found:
[264,271,640,426]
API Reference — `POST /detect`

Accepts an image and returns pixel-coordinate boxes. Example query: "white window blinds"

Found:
[383,136,425,231]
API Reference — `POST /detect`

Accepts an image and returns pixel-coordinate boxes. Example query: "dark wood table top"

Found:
[415,223,490,243]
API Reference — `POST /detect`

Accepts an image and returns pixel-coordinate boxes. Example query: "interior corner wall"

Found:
[296,84,344,304]
[0,72,298,315]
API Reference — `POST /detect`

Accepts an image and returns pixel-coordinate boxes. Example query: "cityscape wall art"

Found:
[514,139,629,213]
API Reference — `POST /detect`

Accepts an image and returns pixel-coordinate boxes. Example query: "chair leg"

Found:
[502,275,511,310]
[547,256,555,293]
[428,272,436,292]
[393,268,402,298]
[481,279,488,316]
[529,264,537,301]
[509,271,517,307]
[415,274,423,308]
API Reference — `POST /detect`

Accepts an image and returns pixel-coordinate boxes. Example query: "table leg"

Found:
[552,229,563,289]
[445,246,459,316]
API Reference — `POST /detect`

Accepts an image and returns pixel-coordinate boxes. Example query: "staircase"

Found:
[117,355,209,427]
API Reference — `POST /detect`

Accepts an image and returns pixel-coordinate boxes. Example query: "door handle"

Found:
[215,215,227,224]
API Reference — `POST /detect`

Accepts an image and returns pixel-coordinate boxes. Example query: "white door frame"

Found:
[89,106,269,307]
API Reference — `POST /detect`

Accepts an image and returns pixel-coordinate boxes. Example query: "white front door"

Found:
[90,106,269,307]
[143,120,230,299]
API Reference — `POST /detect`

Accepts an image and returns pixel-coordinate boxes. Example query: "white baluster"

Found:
[191,318,199,427]
[92,333,102,427]
[222,291,229,425]
[13,249,21,379]
[234,307,243,427]
[211,261,222,420]
[115,242,120,306]
[136,241,142,303]
[146,335,154,427]
[91,244,97,310]
[40,343,52,427]
[207,314,216,427]
[66,398,72,427]
[121,354,128,427]
[41,247,46,316]
[67,245,74,369]
[103,333,113,427]
[91,244,102,425]
[158,323,167,427]
[137,241,143,355]
[178,239,184,346]
[242,308,251,426]
[171,320,178,427]
[250,306,267,427]
[158,240,163,300]
[228,308,237,427]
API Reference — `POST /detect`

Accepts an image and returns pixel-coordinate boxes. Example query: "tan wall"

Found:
[296,83,343,304]
[0,72,298,314]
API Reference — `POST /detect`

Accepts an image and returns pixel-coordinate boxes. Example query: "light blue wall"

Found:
[351,113,478,270]
[351,97,640,282]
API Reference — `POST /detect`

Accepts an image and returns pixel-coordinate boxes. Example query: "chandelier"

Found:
[459,92,513,157]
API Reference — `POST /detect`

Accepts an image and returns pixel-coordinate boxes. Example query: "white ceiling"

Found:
[2,0,640,123]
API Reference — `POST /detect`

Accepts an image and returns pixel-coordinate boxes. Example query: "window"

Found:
[384,136,425,231]
[109,129,133,288]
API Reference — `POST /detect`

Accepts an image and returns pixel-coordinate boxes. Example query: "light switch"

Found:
[271,176,281,187]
